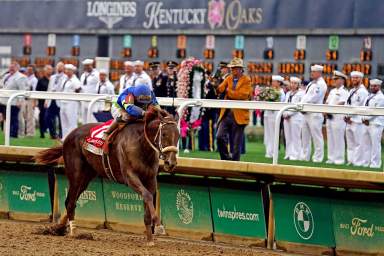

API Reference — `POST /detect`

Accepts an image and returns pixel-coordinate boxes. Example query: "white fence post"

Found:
[5,92,28,146]
[176,100,201,155]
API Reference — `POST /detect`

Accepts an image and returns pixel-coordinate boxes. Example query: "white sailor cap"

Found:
[82,59,94,65]
[332,70,348,80]
[370,79,383,86]
[310,65,324,72]
[98,69,108,74]
[64,64,76,71]
[124,61,134,66]
[134,60,144,66]
[272,75,284,82]
[350,71,364,78]
[290,76,302,83]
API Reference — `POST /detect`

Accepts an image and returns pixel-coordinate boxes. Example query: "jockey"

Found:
[102,84,160,141]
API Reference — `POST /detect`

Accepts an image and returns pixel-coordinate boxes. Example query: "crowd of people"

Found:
[0,57,383,168]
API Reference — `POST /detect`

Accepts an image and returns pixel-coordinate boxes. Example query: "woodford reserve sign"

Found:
[0,0,381,33]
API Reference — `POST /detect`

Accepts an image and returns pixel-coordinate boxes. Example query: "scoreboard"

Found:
[4,34,380,85]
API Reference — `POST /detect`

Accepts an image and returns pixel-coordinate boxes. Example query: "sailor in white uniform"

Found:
[80,59,99,123]
[119,61,135,94]
[325,71,349,165]
[361,79,384,168]
[283,77,305,160]
[132,60,152,89]
[60,64,81,140]
[344,71,369,166]
[300,64,327,162]
[263,75,286,158]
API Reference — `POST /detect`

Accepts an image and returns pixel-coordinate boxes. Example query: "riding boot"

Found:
[102,119,119,154]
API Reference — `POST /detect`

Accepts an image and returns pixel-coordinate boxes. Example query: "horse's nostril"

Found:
[165,160,170,166]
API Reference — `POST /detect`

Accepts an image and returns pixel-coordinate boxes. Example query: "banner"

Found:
[273,192,335,247]
[333,199,384,254]
[159,182,213,236]
[210,187,266,238]
[6,172,51,216]
[103,180,144,228]
[0,0,381,33]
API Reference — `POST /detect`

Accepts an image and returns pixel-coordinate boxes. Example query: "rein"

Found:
[144,117,178,159]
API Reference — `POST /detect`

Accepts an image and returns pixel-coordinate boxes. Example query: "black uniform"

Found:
[153,72,168,97]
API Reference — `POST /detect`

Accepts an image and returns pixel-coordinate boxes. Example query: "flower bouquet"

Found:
[258,87,281,102]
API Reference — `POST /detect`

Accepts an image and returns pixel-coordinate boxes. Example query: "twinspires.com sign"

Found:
[0,0,382,32]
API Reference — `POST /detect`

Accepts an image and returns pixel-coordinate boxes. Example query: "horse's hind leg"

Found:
[65,161,96,236]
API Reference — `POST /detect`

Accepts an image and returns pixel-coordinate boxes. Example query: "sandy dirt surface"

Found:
[0,220,291,256]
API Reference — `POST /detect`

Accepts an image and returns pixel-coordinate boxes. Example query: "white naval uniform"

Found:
[132,71,152,89]
[325,86,349,164]
[361,91,384,168]
[263,88,285,158]
[345,84,369,166]
[300,77,327,162]
[95,80,115,112]
[60,75,81,140]
[119,73,135,94]
[283,90,304,160]
[80,69,99,123]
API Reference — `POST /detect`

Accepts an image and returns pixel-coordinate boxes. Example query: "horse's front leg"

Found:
[125,172,159,245]
[144,203,154,245]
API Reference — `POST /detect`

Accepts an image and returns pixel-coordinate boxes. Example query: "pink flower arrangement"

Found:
[176,57,203,98]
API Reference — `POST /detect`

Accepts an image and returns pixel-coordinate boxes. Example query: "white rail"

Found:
[1,90,384,166]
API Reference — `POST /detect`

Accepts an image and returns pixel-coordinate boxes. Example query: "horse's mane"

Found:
[144,108,177,128]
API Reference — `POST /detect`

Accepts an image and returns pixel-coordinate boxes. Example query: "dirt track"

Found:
[0,220,291,256]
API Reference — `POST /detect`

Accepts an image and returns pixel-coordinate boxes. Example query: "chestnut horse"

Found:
[35,110,179,246]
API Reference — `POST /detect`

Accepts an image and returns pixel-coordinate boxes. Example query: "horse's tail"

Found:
[34,145,64,165]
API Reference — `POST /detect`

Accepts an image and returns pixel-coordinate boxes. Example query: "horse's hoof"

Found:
[154,225,166,235]
[53,224,68,236]
[146,241,155,247]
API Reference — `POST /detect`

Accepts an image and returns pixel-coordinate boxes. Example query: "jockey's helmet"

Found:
[133,84,152,104]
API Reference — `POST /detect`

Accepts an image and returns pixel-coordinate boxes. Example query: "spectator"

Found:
[362,79,384,168]
[344,71,368,166]
[283,77,305,160]
[80,59,99,123]
[93,69,115,122]
[132,60,152,89]
[20,64,38,137]
[263,75,285,158]
[0,61,28,138]
[60,64,81,140]
[215,57,252,161]
[300,65,327,162]
[119,61,135,93]
[35,65,53,138]
[45,62,66,139]
[325,71,348,165]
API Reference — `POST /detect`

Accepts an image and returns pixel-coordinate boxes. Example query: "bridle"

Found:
[144,118,179,159]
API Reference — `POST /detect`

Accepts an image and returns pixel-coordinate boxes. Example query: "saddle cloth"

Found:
[83,119,113,155]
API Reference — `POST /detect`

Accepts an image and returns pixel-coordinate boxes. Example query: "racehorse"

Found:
[34,108,179,246]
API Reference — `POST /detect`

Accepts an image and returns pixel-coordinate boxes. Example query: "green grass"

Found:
[0,129,381,172]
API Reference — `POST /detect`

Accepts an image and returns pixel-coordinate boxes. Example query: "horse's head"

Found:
[144,108,180,172]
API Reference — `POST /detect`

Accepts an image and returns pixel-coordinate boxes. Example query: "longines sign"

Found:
[0,0,378,32]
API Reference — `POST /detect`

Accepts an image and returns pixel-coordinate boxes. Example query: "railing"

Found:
[1,89,384,167]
